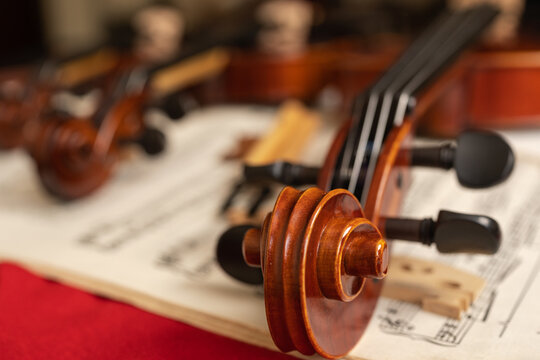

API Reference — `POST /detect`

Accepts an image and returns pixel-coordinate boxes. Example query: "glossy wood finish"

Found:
[316,118,351,192]
[30,118,116,200]
[6,43,231,199]
[197,42,352,105]
[364,120,413,224]
[214,8,536,358]
[37,83,155,199]
[241,30,513,360]
[0,50,124,150]
[332,42,540,137]
[242,187,387,358]
[421,48,540,136]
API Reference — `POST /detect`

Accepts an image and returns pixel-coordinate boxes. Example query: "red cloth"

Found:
[0,263,295,360]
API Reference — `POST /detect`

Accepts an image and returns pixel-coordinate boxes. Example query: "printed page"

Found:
[0,106,538,359]
[0,106,280,349]
[353,152,540,360]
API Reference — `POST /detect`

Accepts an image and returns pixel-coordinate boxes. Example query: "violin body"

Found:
[332,39,540,137]
[423,43,540,135]
[197,43,341,104]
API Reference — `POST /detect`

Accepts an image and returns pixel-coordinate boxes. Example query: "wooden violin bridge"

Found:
[381,255,485,319]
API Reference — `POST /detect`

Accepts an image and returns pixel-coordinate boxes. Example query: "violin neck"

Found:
[333,4,499,204]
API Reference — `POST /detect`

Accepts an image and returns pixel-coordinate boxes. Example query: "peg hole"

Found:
[401,263,413,272]
[422,267,433,274]
[443,281,461,289]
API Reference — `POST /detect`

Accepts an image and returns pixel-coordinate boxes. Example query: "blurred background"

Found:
[1,0,539,201]
[2,0,540,63]
[5,0,533,65]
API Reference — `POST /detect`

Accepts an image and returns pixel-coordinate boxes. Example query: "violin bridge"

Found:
[243,100,320,166]
[381,255,485,319]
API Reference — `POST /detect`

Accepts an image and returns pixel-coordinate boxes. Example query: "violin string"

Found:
[346,9,469,196]
[335,10,456,190]
[393,5,499,121]
[357,5,498,204]
[335,11,457,189]
[356,8,476,200]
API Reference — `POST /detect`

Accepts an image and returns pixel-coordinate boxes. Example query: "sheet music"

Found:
[0,106,279,348]
[0,106,538,359]
[353,151,540,360]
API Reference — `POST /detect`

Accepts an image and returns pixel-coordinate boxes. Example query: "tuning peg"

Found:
[159,92,198,120]
[216,225,263,285]
[411,130,514,188]
[135,127,166,155]
[384,210,501,254]
[243,161,319,185]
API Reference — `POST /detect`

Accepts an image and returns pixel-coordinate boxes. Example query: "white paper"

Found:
[0,106,539,359]
[0,106,279,348]
[353,152,540,360]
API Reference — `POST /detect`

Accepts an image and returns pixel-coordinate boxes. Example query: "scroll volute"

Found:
[29,118,115,200]
[31,90,148,200]
[239,186,388,359]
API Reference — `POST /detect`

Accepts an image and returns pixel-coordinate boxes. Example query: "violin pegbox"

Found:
[240,186,387,358]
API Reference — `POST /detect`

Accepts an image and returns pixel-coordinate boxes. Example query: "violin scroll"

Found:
[30,119,115,200]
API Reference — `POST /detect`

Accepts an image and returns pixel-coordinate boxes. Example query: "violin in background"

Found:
[20,0,386,200]
[329,0,540,137]
[0,3,254,200]
[0,3,185,151]
[194,0,540,138]
[201,0,337,104]
[195,0,387,106]
[0,48,121,150]
[25,37,236,200]
[216,4,515,358]
[331,36,540,138]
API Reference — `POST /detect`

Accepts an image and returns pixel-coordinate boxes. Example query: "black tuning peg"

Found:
[159,92,198,120]
[216,225,263,285]
[411,130,514,188]
[384,210,501,254]
[243,161,320,186]
[136,127,166,155]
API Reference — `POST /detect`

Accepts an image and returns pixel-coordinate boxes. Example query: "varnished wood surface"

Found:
[331,43,540,137]
[381,255,486,319]
[199,45,339,104]
[0,43,232,199]
[242,187,387,358]
[238,25,538,360]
